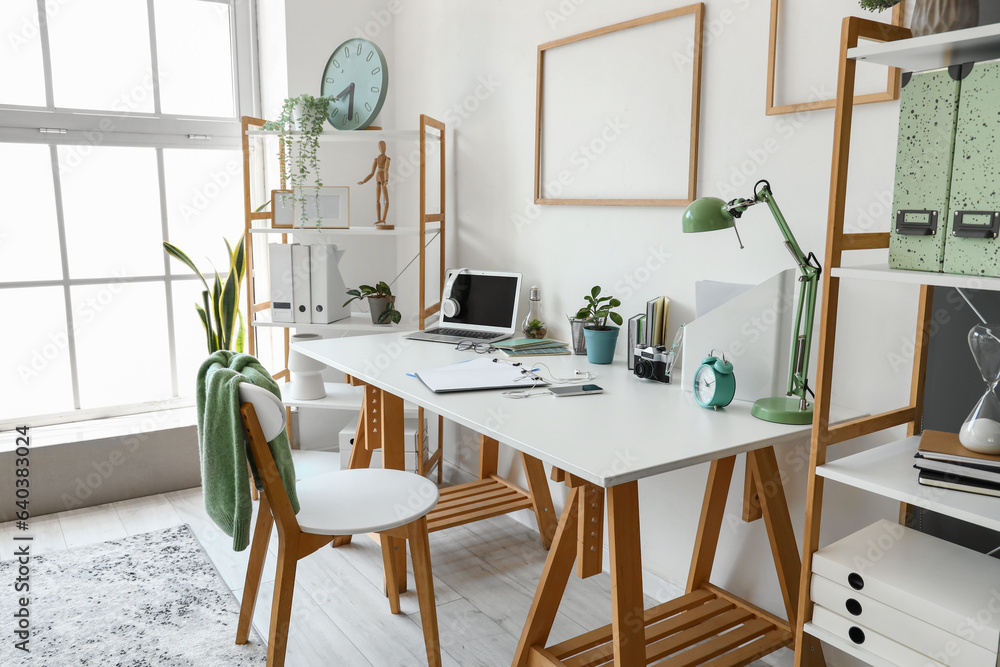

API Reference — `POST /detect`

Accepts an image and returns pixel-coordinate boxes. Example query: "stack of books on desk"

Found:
[914,430,1000,498]
[494,338,570,357]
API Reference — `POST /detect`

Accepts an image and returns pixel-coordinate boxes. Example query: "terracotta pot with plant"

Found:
[860,0,978,37]
[343,281,402,325]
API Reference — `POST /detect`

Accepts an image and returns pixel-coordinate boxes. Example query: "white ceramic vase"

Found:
[287,333,326,400]
[910,0,979,37]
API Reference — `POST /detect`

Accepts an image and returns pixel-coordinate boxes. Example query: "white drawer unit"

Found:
[338,419,430,473]
[812,606,949,667]
[812,520,1000,655]
[811,574,995,667]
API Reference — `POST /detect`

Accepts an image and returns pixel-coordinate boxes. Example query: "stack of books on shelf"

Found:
[494,338,570,357]
[914,430,1000,498]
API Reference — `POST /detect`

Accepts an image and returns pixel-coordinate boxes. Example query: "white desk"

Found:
[294,333,835,667]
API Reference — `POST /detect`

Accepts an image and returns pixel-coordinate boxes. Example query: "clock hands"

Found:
[336,82,355,121]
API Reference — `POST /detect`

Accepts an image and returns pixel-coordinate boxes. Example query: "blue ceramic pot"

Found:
[583,326,619,365]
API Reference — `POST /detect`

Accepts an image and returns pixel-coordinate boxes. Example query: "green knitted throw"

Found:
[196,351,299,551]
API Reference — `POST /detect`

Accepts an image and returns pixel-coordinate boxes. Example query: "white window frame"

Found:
[0,0,260,430]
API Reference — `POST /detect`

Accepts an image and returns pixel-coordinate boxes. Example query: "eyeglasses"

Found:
[455,341,496,354]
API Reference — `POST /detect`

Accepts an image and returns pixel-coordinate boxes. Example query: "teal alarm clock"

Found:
[320,38,389,130]
[693,351,736,410]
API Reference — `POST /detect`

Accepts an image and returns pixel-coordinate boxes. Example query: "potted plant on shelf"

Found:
[163,233,246,353]
[859,0,978,37]
[264,94,337,229]
[575,286,623,365]
[343,281,402,324]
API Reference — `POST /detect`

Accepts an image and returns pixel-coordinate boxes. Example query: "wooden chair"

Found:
[234,383,441,667]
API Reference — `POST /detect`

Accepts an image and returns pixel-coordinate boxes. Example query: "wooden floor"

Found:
[0,490,775,667]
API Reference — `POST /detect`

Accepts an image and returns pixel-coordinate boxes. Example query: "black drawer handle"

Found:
[953,211,1000,239]
[846,598,863,616]
[849,626,866,645]
[848,572,864,590]
[896,209,938,236]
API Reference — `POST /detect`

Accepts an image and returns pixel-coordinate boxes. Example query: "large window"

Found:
[0,0,257,428]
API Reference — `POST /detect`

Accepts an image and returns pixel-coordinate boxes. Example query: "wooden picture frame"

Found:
[292,186,350,229]
[271,189,294,229]
[766,0,904,115]
[534,4,705,207]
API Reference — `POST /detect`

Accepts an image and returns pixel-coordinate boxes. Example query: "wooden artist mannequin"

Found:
[358,140,392,229]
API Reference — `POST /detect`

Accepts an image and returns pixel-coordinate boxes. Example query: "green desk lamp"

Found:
[682,180,821,425]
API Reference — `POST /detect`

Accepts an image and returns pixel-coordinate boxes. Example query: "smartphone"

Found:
[548,384,604,397]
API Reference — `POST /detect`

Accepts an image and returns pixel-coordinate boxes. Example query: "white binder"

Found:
[291,244,312,324]
[309,245,350,324]
[267,243,294,323]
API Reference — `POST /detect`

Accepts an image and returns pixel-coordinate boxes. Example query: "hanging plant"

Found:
[858,0,901,10]
[264,94,336,229]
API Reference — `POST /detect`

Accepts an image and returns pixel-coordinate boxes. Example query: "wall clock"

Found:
[320,38,389,131]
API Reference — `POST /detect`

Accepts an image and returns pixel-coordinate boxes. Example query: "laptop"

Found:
[405,269,522,344]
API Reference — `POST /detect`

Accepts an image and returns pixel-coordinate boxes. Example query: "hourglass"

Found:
[959,323,1000,455]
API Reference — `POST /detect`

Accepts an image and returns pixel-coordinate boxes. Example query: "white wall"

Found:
[271,2,926,663]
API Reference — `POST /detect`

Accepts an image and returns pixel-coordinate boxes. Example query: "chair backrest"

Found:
[238,384,299,534]
[238,383,285,440]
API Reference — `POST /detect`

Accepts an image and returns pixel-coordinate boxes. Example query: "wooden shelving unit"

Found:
[240,114,447,481]
[795,19,1000,667]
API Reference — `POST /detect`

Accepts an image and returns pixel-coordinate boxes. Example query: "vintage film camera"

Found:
[633,345,672,383]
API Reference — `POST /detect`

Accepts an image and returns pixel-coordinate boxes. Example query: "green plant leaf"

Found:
[390,309,401,324]
[609,298,621,308]
[591,286,601,299]
[346,289,361,297]
[163,241,210,293]
[377,281,392,296]
[359,284,375,293]
[576,307,590,319]
[609,312,623,326]
[234,310,245,353]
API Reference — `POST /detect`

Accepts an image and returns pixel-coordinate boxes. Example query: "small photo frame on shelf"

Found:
[271,189,294,228]
[292,186,351,229]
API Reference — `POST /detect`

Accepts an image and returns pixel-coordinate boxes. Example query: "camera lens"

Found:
[635,360,652,378]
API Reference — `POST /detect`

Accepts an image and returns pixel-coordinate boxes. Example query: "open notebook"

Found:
[414,357,549,393]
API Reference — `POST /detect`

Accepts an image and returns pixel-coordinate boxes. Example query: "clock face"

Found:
[694,366,717,406]
[320,38,389,131]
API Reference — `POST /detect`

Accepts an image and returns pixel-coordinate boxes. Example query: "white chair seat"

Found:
[293,468,439,535]
[290,450,341,480]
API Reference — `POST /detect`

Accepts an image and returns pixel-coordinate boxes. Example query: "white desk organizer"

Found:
[681,269,796,402]
[811,519,1000,667]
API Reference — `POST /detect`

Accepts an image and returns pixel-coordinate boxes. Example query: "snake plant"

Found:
[163,233,246,353]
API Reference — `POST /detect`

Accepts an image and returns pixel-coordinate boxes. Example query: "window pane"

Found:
[0,0,47,106]
[48,0,154,112]
[0,287,75,418]
[154,0,235,117]
[0,144,62,282]
[163,148,244,274]
[59,146,163,280]
[72,281,171,409]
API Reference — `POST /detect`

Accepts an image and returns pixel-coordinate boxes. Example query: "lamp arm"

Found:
[756,185,810,275]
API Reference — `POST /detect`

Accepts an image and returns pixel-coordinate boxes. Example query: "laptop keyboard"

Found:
[423,328,496,339]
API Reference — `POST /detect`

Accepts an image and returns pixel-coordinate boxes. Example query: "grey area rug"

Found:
[0,525,266,666]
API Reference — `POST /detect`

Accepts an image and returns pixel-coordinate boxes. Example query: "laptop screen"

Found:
[442,273,519,329]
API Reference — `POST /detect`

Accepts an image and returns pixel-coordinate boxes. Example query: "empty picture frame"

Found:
[766,0,905,115]
[534,4,705,207]
[292,186,350,229]
[271,189,294,228]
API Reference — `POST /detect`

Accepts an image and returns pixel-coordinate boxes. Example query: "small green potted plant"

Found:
[343,281,402,324]
[575,286,623,364]
[264,94,337,229]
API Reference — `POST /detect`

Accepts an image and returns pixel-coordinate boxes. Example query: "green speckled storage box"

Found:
[944,60,1000,277]
[888,68,961,273]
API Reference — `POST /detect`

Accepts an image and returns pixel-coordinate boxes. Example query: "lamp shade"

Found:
[682,197,735,234]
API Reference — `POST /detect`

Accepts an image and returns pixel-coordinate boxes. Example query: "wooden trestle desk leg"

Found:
[478,435,558,550]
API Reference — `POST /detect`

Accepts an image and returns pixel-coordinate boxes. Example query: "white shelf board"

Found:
[848,23,1000,72]
[817,436,1000,533]
[246,128,439,142]
[803,623,898,667]
[252,312,415,334]
[248,225,438,237]
[832,263,1000,292]
[278,381,419,416]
